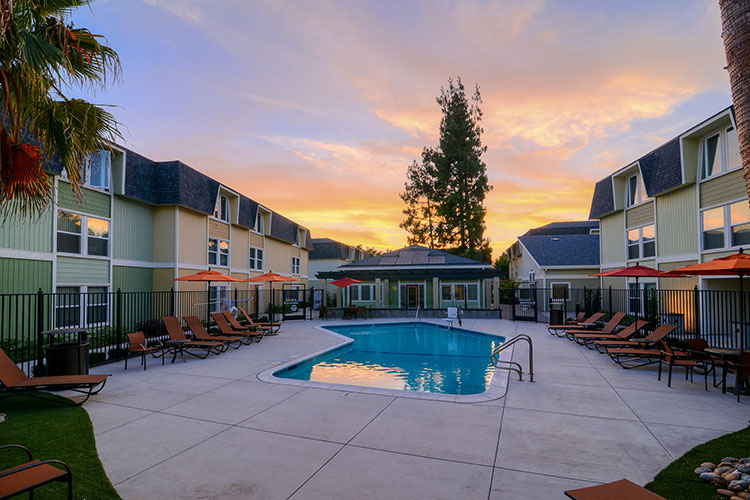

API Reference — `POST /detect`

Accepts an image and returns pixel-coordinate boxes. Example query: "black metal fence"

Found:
[0,287,321,377]
[517,285,749,349]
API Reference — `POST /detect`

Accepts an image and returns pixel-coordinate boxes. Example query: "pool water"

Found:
[275,322,504,395]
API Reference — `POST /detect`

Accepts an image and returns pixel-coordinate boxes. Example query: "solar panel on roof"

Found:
[429,256,446,264]
[380,256,398,265]
[396,254,413,264]
[412,251,429,264]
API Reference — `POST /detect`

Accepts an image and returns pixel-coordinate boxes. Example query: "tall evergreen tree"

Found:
[399,147,440,247]
[400,77,492,261]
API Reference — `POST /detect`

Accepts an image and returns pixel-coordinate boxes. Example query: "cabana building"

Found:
[316,244,505,311]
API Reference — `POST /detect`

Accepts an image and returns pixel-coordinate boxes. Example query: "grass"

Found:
[0,393,121,500]
[645,426,750,500]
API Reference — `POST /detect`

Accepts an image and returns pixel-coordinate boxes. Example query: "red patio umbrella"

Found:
[591,265,670,324]
[246,272,299,322]
[328,277,363,305]
[663,248,750,350]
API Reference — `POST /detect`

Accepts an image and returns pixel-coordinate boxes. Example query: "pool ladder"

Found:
[490,334,534,382]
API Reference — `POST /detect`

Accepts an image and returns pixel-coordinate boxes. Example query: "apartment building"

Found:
[589,106,747,296]
[0,146,312,313]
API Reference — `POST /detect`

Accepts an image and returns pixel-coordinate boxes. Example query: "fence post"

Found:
[34,288,45,376]
[116,288,123,360]
[583,286,587,314]
[170,287,175,317]
[511,282,517,321]
[533,286,538,323]
[608,286,613,318]
[693,285,701,338]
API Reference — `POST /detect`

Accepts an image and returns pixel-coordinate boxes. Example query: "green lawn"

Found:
[0,394,121,500]
[646,426,750,500]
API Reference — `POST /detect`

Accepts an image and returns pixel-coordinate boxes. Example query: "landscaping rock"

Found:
[740,459,750,464]
[717,468,732,476]
[726,472,742,481]
[737,492,749,498]
[718,489,735,497]
[737,465,750,474]
[723,458,740,464]
[701,472,719,481]
[703,462,718,468]
[695,466,713,474]
[729,481,746,492]
[731,496,745,500]
[713,477,730,489]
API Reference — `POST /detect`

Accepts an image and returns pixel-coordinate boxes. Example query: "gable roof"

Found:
[524,221,598,236]
[310,238,357,260]
[342,244,488,268]
[519,234,600,267]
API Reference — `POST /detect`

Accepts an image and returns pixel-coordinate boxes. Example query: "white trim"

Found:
[541,274,598,280]
[655,253,700,264]
[540,265,600,270]
[0,248,55,262]
[111,259,177,268]
[338,265,490,271]
[679,108,733,140]
[517,240,542,270]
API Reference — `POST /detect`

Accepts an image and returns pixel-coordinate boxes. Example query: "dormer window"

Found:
[255,212,264,234]
[214,195,228,222]
[626,174,646,207]
[701,126,741,179]
[85,151,111,191]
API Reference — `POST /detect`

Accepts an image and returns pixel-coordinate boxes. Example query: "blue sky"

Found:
[72,0,731,256]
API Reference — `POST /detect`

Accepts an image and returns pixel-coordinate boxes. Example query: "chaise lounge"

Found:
[0,444,73,500]
[184,316,243,349]
[211,312,263,343]
[572,319,647,349]
[0,348,109,406]
[162,316,227,360]
[564,478,666,499]
[592,323,677,353]
[548,312,604,336]
[565,312,626,341]
[238,307,281,334]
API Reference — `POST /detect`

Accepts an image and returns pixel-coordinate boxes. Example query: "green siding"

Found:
[0,257,52,294]
[113,266,153,292]
[425,281,433,308]
[700,169,747,208]
[58,181,111,218]
[625,201,654,228]
[112,197,154,261]
[0,209,53,252]
[656,185,698,256]
[56,256,109,285]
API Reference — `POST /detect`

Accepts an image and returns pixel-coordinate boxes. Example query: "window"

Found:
[551,283,569,302]
[349,284,375,302]
[208,238,229,266]
[628,282,656,316]
[441,284,478,302]
[57,211,81,253]
[255,212,264,233]
[291,256,300,274]
[626,224,656,260]
[86,286,109,325]
[56,287,81,328]
[55,286,109,327]
[85,151,111,191]
[209,285,230,313]
[702,200,750,250]
[626,173,647,207]
[701,126,742,179]
[57,211,109,256]
[214,195,228,222]
[529,271,535,282]
[249,247,264,270]
[441,284,452,301]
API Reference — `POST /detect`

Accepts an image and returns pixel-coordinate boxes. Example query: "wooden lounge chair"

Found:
[184,316,243,349]
[658,340,710,390]
[565,312,626,340]
[125,331,165,371]
[564,478,665,499]
[607,337,685,369]
[592,324,678,353]
[238,307,281,334]
[0,444,73,500]
[227,309,271,335]
[162,316,227,360]
[0,348,109,406]
[573,320,648,349]
[548,312,604,336]
[211,312,262,343]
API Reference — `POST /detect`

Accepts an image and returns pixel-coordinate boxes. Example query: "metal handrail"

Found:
[490,334,534,382]
[415,306,420,321]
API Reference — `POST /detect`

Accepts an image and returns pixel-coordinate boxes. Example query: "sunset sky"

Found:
[74,0,732,259]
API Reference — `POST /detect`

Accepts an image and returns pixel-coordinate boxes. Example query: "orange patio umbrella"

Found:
[664,248,750,350]
[246,271,299,321]
[173,270,245,321]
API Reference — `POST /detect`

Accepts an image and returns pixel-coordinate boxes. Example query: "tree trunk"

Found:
[720,0,750,206]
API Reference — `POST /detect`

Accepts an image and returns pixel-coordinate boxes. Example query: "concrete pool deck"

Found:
[82,318,749,499]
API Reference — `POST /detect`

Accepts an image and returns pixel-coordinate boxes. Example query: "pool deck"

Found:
[81,318,749,499]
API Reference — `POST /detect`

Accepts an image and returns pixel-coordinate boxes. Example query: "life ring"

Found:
[229,306,239,318]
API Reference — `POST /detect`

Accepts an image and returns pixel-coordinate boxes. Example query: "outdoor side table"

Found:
[165,339,189,364]
[42,328,89,376]
[706,348,749,395]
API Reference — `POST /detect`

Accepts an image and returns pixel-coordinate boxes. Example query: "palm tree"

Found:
[720,0,750,203]
[0,0,121,219]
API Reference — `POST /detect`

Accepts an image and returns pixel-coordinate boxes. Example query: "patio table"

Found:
[706,348,750,395]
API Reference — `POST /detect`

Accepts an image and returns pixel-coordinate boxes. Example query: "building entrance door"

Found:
[406,285,419,309]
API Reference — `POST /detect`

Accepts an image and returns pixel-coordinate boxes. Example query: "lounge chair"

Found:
[0,444,73,500]
[548,312,604,336]
[222,311,269,338]
[564,312,626,341]
[125,331,165,371]
[573,320,648,349]
[722,350,750,402]
[238,307,281,334]
[607,337,684,369]
[658,340,710,390]
[592,324,678,353]
[184,316,243,349]
[564,478,666,499]
[211,312,262,343]
[162,316,227,360]
[686,338,718,386]
[0,348,108,406]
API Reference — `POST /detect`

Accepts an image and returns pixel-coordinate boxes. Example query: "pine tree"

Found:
[400,77,492,261]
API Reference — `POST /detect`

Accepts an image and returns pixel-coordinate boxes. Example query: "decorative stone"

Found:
[701,472,720,482]
[703,462,718,468]
[737,492,749,499]
[723,458,740,463]
[738,465,750,474]
[718,467,733,475]
[713,477,730,489]
[717,489,735,498]
[740,458,750,464]
[729,482,746,492]
[731,496,745,500]
[726,473,742,481]
[696,466,713,474]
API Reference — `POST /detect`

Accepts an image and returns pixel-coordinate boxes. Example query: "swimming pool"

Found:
[274,322,504,395]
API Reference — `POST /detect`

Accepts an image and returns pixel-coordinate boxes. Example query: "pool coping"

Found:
[256,320,511,403]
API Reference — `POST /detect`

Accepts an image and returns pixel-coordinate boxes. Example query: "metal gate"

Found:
[512,286,538,322]
[279,286,308,321]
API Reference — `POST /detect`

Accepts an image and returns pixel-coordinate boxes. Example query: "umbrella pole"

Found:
[740,273,745,352]
[207,281,211,324]
[635,277,640,326]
